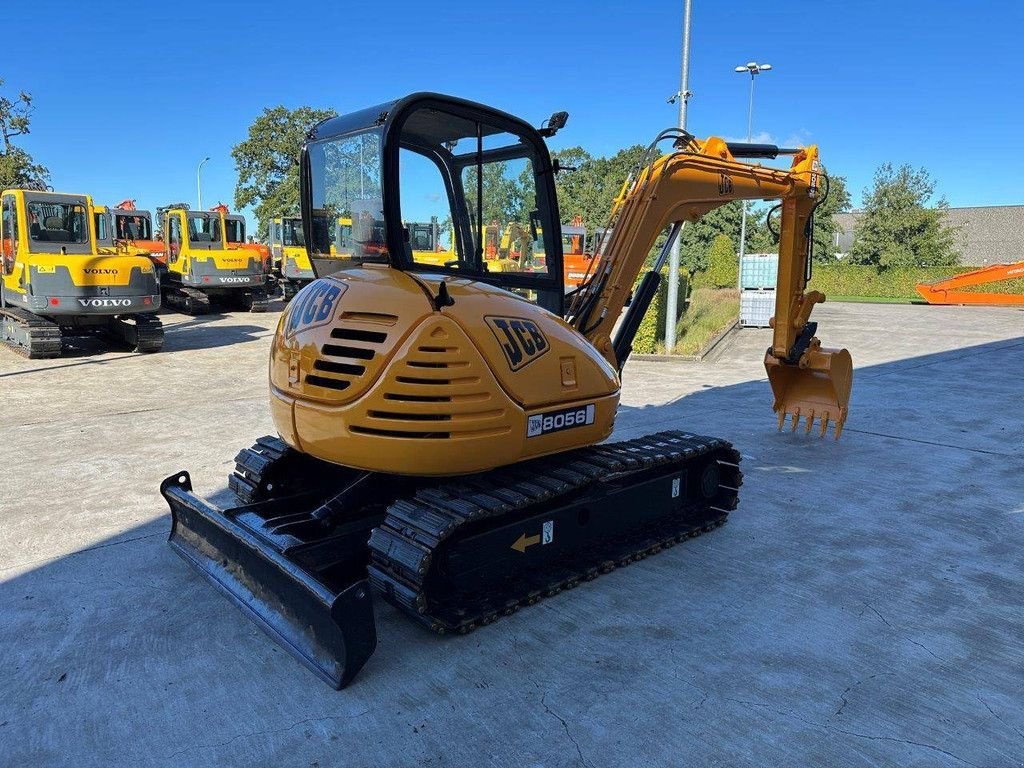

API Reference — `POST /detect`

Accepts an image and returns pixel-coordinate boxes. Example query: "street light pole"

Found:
[664,0,693,353]
[735,62,771,273]
[197,156,210,210]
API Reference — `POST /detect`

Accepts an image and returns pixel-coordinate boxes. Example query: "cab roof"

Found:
[306,92,544,148]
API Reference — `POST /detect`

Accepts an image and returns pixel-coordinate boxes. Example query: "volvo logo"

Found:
[84,268,119,275]
[77,298,133,308]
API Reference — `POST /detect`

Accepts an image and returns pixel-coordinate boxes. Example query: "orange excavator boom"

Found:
[915,262,1024,306]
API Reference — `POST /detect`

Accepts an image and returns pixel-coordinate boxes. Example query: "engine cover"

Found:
[268,266,620,475]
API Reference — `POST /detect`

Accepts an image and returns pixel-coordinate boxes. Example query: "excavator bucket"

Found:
[160,472,378,689]
[764,346,853,438]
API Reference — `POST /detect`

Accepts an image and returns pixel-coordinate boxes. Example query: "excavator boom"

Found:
[916,261,1024,306]
[568,133,852,437]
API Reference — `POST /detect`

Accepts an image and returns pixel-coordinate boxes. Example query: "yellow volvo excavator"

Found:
[269,216,314,301]
[157,203,270,313]
[1,189,163,356]
[161,93,852,688]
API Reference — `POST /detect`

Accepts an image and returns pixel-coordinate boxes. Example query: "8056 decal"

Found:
[527,403,596,438]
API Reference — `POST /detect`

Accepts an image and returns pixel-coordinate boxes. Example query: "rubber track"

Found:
[242,287,270,313]
[165,286,212,315]
[110,313,164,353]
[228,435,291,504]
[0,305,62,358]
[367,430,742,635]
[228,434,359,505]
[227,431,742,638]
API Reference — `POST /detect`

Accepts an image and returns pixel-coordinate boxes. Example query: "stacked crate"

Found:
[739,253,779,328]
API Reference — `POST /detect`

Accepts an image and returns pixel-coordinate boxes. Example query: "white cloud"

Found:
[722,130,776,145]
[719,129,815,149]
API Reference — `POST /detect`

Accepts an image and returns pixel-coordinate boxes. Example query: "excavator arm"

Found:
[915,261,1024,306]
[567,134,852,438]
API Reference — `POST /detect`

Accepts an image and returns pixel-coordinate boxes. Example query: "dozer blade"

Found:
[160,472,377,689]
[765,346,853,438]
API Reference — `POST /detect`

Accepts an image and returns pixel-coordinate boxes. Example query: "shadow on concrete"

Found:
[160,316,273,353]
[1,337,1023,765]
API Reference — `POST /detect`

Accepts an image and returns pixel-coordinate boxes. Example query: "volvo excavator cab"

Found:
[157,204,269,313]
[94,204,165,261]
[269,216,314,301]
[0,190,163,356]
[163,93,852,689]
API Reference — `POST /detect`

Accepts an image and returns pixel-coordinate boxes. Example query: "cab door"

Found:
[166,212,184,272]
[1,194,21,289]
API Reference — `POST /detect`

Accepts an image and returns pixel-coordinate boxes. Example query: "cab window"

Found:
[460,155,546,276]
[188,214,220,244]
[225,218,245,244]
[2,195,18,271]
[27,202,88,244]
[168,216,182,261]
[282,219,304,247]
[307,130,387,266]
[95,213,109,242]
[115,213,152,240]
[398,149,454,268]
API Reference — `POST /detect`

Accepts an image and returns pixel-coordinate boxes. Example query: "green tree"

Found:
[553,145,648,231]
[465,161,526,225]
[809,170,851,263]
[232,105,335,236]
[693,234,738,288]
[0,79,48,189]
[850,163,959,268]
[759,169,851,264]
[676,202,769,274]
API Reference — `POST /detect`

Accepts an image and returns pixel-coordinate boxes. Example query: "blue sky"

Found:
[5,0,1021,234]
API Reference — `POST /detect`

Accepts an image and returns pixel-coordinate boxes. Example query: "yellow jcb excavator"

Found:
[1,189,163,357]
[161,93,852,688]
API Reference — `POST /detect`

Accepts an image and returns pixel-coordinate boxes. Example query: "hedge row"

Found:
[633,269,688,354]
[807,264,1024,300]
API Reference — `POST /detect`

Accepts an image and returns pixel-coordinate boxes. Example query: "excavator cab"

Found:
[0,190,163,356]
[301,93,566,314]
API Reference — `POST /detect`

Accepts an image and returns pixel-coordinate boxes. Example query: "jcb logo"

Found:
[718,174,734,195]
[485,316,549,371]
[285,278,346,337]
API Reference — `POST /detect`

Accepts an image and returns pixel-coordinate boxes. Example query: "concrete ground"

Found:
[1,300,1022,767]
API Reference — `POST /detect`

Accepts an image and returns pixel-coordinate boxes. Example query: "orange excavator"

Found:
[916,261,1024,306]
[107,200,166,262]
[562,215,594,290]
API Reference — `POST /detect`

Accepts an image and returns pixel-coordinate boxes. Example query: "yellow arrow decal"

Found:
[511,532,541,553]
